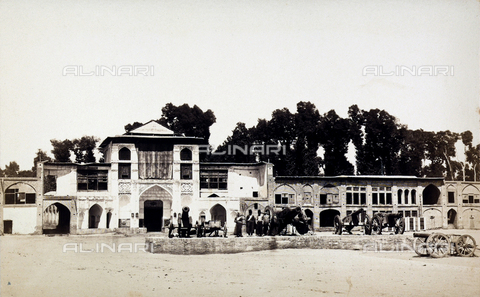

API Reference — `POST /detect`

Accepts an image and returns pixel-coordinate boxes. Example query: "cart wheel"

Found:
[372,216,382,235]
[455,234,476,257]
[334,215,343,235]
[395,217,405,235]
[364,215,372,235]
[426,233,450,258]
[413,237,429,256]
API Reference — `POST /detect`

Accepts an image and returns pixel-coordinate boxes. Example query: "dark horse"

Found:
[273,206,310,235]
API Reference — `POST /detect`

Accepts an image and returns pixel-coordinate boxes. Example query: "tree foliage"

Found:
[125,103,217,144]
[50,136,99,163]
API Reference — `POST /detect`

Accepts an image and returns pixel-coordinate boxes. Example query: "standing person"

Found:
[263,210,270,236]
[256,210,263,236]
[269,215,278,236]
[168,213,177,238]
[234,212,244,237]
[246,209,255,236]
[177,213,183,237]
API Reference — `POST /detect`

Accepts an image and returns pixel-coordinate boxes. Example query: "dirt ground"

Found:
[1,229,479,297]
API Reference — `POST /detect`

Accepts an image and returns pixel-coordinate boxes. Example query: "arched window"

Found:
[180,148,192,161]
[119,147,131,160]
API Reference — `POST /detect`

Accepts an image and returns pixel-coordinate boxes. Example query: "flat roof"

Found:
[99,135,205,148]
[275,175,444,181]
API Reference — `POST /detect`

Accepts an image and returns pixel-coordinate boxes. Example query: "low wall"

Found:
[146,235,414,255]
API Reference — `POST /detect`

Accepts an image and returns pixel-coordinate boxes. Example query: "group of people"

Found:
[234,209,281,237]
[169,206,310,238]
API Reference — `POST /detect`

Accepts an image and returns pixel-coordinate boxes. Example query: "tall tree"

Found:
[351,108,403,175]
[318,110,354,175]
[424,131,459,179]
[466,144,480,181]
[4,161,20,177]
[158,103,216,143]
[457,131,473,181]
[398,129,426,176]
[293,101,322,175]
[72,136,99,163]
[50,139,74,162]
[212,122,256,163]
[125,104,216,143]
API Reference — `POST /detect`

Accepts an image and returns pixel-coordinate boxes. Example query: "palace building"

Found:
[1,121,479,234]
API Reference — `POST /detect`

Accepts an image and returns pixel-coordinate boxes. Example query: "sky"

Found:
[1,0,479,170]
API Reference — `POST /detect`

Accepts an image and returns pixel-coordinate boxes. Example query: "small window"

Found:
[320,194,327,205]
[346,192,352,204]
[412,210,418,217]
[181,164,192,180]
[254,203,258,209]
[288,194,295,204]
[180,148,192,161]
[275,194,282,204]
[411,190,416,204]
[405,210,411,217]
[118,164,131,179]
[469,195,474,204]
[448,192,455,204]
[275,193,289,204]
[379,193,385,204]
[386,193,392,205]
[119,147,131,160]
[4,187,36,205]
[360,193,366,205]
[26,193,36,204]
[253,191,258,197]
[78,170,108,191]
[372,193,378,205]
[353,193,359,205]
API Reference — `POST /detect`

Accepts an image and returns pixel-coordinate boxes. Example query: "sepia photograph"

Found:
[1,0,479,296]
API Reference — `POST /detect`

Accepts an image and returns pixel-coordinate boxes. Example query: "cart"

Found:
[333,208,372,235]
[413,232,477,258]
[201,220,228,237]
[371,212,405,235]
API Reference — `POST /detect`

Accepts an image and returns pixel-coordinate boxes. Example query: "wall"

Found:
[3,207,37,234]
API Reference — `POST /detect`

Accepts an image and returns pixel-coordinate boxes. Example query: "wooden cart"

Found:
[413,232,477,258]
[199,220,228,237]
[333,208,372,235]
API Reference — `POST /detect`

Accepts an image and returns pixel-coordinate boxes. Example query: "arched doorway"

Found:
[423,208,442,229]
[139,185,172,232]
[210,204,226,226]
[447,209,457,228]
[43,203,70,234]
[320,209,340,227]
[144,200,163,232]
[423,185,440,205]
[89,204,103,228]
[304,209,314,230]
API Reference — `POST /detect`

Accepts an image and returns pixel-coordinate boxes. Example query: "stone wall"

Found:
[146,235,413,255]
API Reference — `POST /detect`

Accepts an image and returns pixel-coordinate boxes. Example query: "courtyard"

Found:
[1,229,479,297]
